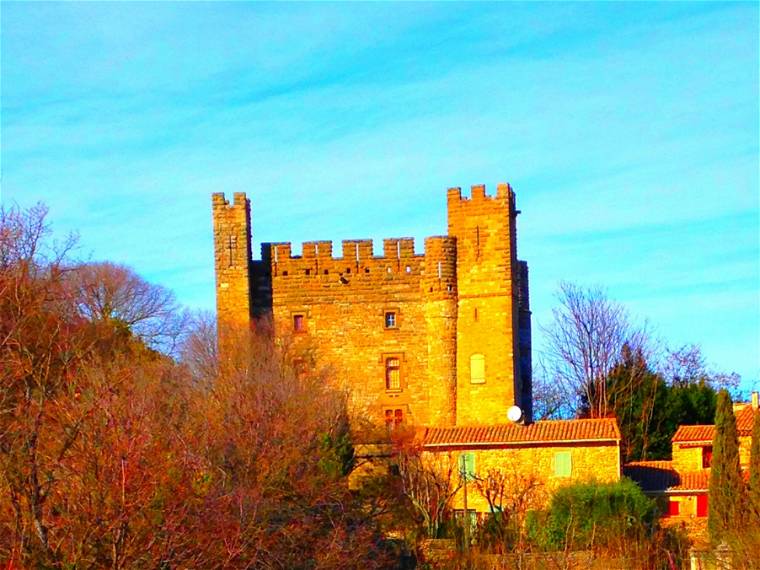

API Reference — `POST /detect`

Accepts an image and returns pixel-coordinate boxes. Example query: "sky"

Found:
[2,2,758,390]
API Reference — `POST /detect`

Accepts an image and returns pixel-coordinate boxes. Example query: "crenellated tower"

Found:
[447,183,524,425]
[212,192,253,328]
[421,236,458,426]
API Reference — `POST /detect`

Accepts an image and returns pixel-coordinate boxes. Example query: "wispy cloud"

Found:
[2,2,757,386]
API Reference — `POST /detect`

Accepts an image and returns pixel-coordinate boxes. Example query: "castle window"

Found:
[554,451,572,478]
[470,354,485,384]
[384,311,397,329]
[293,314,305,333]
[292,358,307,379]
[385,357,401,391]
[384,408,403,432]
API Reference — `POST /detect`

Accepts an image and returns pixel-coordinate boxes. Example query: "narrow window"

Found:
[459,452,476,480]
[470,354,485,384]
[385,357,401,390]
[384,311,397,329]
[554,451,572,477]
[702,446,713,469]
[293,314,305,332]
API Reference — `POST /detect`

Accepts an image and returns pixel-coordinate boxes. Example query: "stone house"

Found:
[624,393,758,523]
[420,418,622,514]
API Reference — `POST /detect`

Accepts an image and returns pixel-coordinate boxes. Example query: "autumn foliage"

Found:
[0,204,390,568]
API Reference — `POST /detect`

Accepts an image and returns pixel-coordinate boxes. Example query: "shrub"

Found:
[526,478,657,551]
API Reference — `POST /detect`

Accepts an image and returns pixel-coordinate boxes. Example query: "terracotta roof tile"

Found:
[623,461,710,493]
[735,405,757,434]
[422,418,620,447]
[672,406,758,444]
[625,463,750,493]
[672,425,714,444]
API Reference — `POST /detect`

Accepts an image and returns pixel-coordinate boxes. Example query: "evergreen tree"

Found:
[605,345,717,462]
[749,409,760,523]
[708,390,747,542]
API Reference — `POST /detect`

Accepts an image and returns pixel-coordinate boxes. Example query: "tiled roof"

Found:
[623,461,709,493]
[422,418,620,447]
[672,425,714,444]
[735,405,757,434]
[672,406,758,444]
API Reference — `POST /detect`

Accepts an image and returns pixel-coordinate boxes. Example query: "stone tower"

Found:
[447,184,524,425]
[212,192,252,328]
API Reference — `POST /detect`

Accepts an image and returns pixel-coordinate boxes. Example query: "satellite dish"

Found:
[507,405,523,423]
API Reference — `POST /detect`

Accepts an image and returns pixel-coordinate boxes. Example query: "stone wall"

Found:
[260,235,458,427]
[424,442,621,513]
[673,444,704,472]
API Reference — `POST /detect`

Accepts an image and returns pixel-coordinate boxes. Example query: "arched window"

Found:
[470,354,485,384]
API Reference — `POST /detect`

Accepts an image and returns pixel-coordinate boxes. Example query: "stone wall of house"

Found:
[424,442,621,513]
[672,444,704,472]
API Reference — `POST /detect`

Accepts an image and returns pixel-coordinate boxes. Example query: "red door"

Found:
[697,494,709,517]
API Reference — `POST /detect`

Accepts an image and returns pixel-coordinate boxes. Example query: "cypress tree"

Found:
[749,409,760,522]
[708,389,747,542]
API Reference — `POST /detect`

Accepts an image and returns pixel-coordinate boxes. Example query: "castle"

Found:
[212,183,533,428]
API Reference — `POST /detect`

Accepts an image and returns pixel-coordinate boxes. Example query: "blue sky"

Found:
[2,2,758,389]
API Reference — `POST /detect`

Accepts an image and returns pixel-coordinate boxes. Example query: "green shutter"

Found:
[459,452,476,480]
[554,451,572,477]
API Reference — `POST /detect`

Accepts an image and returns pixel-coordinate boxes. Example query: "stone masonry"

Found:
[212,184,532,428]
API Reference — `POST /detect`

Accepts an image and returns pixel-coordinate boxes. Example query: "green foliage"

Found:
[749,410,760,523]
[708,389,748,543]
[317,419,355,478]
[473,511,519,553]
[606,346,717,462]
[526,479,657,551]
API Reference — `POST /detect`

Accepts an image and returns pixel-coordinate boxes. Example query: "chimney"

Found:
[752,391,759,411]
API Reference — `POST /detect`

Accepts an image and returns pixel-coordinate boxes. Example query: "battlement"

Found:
[447,182,514,204]
[212,191,248,209]
[260,236,457,266]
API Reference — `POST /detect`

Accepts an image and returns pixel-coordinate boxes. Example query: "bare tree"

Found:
[68,261,188,354]
[473,466,547,552]
[179,310,219,383]
[395,442,461,539]
[540,282,649,418]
